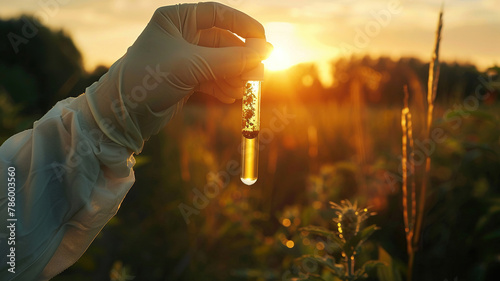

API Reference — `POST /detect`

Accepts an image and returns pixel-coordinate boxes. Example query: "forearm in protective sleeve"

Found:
[0,61,186,279]
[85,55,189,154]
[0,94,134,280]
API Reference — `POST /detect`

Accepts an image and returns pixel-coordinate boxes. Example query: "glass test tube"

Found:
[240,38,266,185]
[241,80,261,185]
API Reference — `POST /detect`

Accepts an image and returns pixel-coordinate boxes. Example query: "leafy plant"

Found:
[292,200,384,281]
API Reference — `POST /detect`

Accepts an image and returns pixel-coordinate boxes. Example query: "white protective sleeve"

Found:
[0,94,133,280]
[0,92,185,280]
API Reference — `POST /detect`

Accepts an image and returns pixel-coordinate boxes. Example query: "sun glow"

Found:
[263,22,302,71]
[265,45,294,71]
[262,22,337,87]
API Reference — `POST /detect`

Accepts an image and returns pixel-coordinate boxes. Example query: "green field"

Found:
[52,98,499,281]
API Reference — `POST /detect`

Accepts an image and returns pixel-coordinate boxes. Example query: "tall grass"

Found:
[403,10,443,281]
[401,85,416,278]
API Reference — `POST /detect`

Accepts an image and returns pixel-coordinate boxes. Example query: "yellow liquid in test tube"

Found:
[241,137,258,185]
[241,80,261,185]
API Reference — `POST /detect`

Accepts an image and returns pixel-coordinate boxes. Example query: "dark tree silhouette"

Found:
[0,15,105,114]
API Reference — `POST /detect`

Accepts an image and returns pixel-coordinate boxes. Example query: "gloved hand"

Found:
[85,2,272,154]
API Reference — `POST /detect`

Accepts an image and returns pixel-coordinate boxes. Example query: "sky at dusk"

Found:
[1,0,499,78]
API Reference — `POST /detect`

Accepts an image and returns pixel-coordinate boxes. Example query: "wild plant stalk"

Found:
[404,10,443,281]
[401,85,416,279]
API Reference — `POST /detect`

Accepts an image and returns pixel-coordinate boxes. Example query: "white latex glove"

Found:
[85,2,272,154]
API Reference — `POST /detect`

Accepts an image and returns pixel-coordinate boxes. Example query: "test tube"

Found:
[241,38,266,185]
[241,80,261,185]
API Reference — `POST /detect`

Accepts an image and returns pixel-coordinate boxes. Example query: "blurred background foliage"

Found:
[1,16,499,281]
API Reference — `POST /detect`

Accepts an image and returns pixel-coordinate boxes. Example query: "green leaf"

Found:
[299,226,336,237]
[296,255,345,277]
[377,246,403,281]
[356,225,379,243]
[299,226,344,246]
[296,255,335,271]
[354,260,386,279]
[344,225,378,256]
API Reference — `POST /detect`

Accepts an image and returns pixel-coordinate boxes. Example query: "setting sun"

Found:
[265,45,294,71]
[263,22,337,86]
[264,22,333,71]
[263,22,297,71]
[263,22,339,71]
